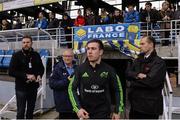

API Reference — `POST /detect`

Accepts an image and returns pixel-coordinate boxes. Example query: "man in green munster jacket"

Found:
[68,39,124,119]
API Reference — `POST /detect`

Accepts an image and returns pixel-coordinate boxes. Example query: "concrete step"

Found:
[34,109,58,119]
[0,110,16,119]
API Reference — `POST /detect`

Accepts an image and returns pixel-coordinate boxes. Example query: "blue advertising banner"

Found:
[73,23,141,57]
[74,23,140,42]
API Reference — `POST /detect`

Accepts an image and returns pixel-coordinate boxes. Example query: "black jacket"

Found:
[126,50,166,115]
[49,61,77,112]
[48,18,59,28]
[140,9,161,23]
[68,60,124,118]
[9,49,44,91]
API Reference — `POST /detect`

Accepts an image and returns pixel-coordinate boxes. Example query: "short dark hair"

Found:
[127,4,135,8]
[22,35,33,42]
[146,36,156,48]
[145,2,152,7]
[86,39,104,50]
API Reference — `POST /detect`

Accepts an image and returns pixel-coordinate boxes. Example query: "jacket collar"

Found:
[58,61,76,70]
[138,50,157,63]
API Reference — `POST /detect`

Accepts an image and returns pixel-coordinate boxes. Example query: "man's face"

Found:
[128,6,134,12]
[162,2,169,10]
[114,10,120,16]
[86,10,91,15]
[140,37,153,54]
[86,42,103,62]
[39,12,43,18]
[63,16,68,20]
[78,10,82,16]
[2,20,7,25]
[49,12,54,19]
[22,38,32,50]
[145,5,151,11]
[63,51,74,65]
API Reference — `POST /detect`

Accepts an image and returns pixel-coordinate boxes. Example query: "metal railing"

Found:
[162,72,173,120]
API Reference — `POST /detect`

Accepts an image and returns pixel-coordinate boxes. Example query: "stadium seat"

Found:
[39,49,50,65]
[2,50,14,68]
[0,50,5,67]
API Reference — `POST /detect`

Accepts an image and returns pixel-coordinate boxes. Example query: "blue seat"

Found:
[0,50,5,67]
[39,49,50,65]
[2,50,14,68]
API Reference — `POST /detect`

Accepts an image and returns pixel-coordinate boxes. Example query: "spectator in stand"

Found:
[48,12,59,28]
[159,1,174,45]
[160,1,174,21]
[99,8,110,24]
[174,6,180,20]
[74,9,85,27]
[85,8,95,25]
[1,19,11,30]
[153,7,157,11]
[60,13,73,48]
[170,3,176,12]
[13,17,22,29]
[112,9,123,24]
[26,18,35,28]
[124,4,139,23]
[109,12,114,24]
[35,11,48,29]
[140,2,161,28]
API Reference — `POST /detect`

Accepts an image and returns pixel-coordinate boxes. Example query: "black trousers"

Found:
[129,108,159,119]
[16,89,37,119]
[59,112,78,119]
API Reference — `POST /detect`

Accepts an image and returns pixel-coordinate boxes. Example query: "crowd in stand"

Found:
[0,1,179,31]
[0,1,179,47]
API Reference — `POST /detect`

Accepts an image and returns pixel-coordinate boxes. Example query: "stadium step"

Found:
[171,97,180,119]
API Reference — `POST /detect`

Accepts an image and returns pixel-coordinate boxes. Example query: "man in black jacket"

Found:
[140,2,161,29]
[126,36,166,119]
[68,39,124,119]
[9,35,44,119]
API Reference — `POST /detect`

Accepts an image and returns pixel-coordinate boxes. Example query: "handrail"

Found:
[163,72,173,119]
[166,72,173,94]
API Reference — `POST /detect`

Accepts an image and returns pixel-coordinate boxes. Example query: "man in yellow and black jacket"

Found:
[68,39,124,119]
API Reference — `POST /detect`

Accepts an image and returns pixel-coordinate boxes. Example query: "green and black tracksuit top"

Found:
[68,60,124,118]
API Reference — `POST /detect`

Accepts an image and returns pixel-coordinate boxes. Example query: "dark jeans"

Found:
[129,108,159,119]
[16,89,37,119]
[59,112,78,119]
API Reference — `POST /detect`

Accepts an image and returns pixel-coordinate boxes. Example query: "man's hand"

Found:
[27,74,36,81]
[26,74,36,83]
[77,108,89,119]
[112,113,120,120]
[36,75,42,83]
[137,73,147,79]
[68,76,72,81]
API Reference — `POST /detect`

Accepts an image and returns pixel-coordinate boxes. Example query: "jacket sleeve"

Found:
[109,68,124,113]
[126,60,140,80]
[41,19,48,29]
[68,67,81,113]
[124,12,132,23]
[36,53,44,77]
[9,53,27,80]
[135,11,140,22]
[49,64,69,90]
[132,60,166,88]
[140,11,146,22]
